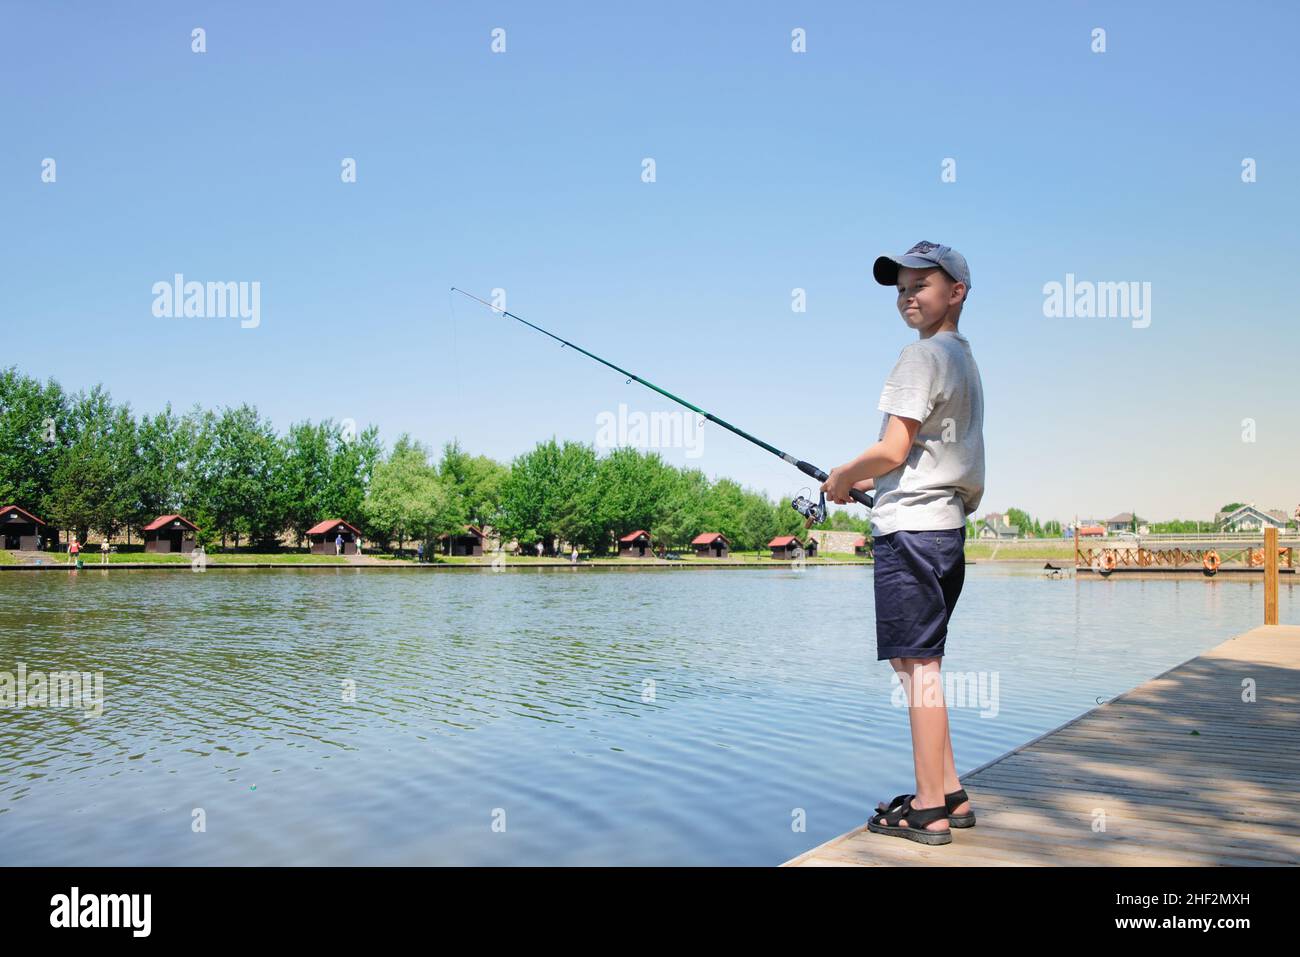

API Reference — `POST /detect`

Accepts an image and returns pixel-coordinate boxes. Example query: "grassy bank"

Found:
[429,550,864,565]
[1,549,351,565]
[964,542,1077,560]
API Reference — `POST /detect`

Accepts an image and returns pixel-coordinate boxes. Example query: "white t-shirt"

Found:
[870,330,985,535]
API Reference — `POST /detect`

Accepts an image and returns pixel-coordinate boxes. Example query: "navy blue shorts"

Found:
[872,526,966,660]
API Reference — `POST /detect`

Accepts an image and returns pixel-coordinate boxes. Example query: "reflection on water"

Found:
[0,566,1292,865]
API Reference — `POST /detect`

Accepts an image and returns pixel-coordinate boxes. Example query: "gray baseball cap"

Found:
[873,241,971,293]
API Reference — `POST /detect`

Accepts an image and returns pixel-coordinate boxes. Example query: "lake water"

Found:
[0,565,1294,865]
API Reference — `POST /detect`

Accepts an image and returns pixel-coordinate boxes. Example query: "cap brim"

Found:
[873,254,941,286]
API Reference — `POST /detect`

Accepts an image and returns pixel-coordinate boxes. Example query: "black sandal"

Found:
[867,796,952,845]
[876,788,976,828]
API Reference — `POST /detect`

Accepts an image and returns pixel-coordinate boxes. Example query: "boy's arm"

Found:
[821,415,921,503]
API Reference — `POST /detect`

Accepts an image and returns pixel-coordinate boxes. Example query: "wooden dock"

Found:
[783,624,1300,867]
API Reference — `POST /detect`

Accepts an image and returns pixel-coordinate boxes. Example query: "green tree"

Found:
[328,424,381,530]
[0,367,67,515]
[362,436,459,555]
[132,405,189,534]
[498,438,600,554]
[437,439,508,530]
[44,388,135,541]
[281,421,333,544]
[196,406,286,549]
[590,447,678,553]
[736,491,781,552]
[653,467,711,549]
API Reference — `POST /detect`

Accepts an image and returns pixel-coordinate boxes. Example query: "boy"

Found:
[820,240,985,845]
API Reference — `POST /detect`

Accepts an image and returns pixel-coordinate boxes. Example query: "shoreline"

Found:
[2,557,1295,577]
[0,558,874,571]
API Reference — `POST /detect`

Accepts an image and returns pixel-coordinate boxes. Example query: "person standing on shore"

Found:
[100,538,110,564]
[68,537,80,565]
[821,241,985,845]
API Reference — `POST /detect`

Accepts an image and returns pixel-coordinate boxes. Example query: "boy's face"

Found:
[895,265,964,332]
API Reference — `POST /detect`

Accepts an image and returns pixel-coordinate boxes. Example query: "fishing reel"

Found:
[791,489,827,528]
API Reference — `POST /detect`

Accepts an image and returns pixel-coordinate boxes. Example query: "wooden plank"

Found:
[951,784,1300,838]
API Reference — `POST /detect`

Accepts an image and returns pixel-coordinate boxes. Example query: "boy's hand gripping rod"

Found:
[450,288,874,514]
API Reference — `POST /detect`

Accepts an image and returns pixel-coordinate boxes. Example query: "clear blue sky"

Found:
[3,1,1297,523]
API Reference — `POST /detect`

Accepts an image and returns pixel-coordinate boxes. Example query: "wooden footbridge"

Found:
[783,623,1300,866]
[1076,526,1296,578]
[785,530,1297,867]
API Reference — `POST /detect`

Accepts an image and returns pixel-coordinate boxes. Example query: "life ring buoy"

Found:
[1101,550,1117,571]
[1248,547,1264,567]
[1203,550,1220,574]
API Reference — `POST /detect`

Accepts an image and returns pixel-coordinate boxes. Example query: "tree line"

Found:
[1,367,869,554]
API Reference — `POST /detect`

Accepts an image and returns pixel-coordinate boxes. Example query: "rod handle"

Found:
[794,460,874,508]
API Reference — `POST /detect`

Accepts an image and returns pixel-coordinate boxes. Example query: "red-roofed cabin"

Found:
[308,519,361,555]
[1,505,48,551]
[1077,525,1105,538]
[143,515,198,553]
[768,535,806,560]
[852,536,871,557]
[439,524,485,557]
[691,532,730,559]
[618,529,651,558]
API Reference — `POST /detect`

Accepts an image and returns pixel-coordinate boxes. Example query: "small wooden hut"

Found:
[852,536,872,557]
[618,530,651,558]
[691,532,730,559]
[308,519,361,555]
[768,535,805,560]
[1,505,47,551]
[143,515,198,553]
[440,524,485,557]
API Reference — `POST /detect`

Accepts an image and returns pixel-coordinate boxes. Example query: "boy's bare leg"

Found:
[878,660,970,816]
[935,671,970,815]
[882,657,953,831]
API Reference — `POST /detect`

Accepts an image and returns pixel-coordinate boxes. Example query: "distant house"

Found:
[977,517,1019,540]
[1,505,48,551]
[1105,512,1135,534]
[768,535,805,559]
[1075,524,1106,538]
[618,530,651,558]
[852,536,871,557]
[143,515,198,553]
[691,532,730,559]
[438,524,485,556]
[804,538,818,558]
[1216,504,1288,532]
[308,519,361,555]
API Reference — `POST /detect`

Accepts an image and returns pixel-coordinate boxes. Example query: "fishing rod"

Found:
[450,287,873,523]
